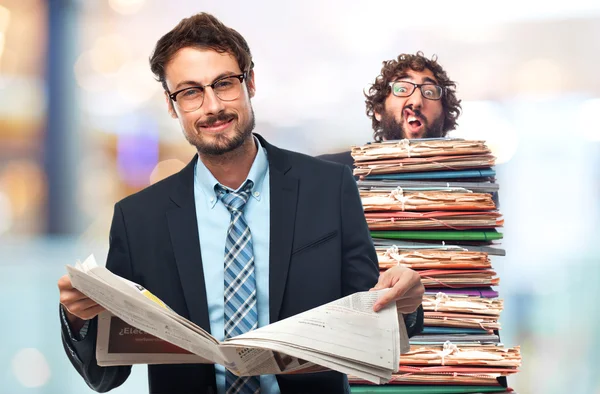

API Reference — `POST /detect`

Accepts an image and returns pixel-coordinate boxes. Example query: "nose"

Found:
[202,87,225,115]
[406,86,424,110]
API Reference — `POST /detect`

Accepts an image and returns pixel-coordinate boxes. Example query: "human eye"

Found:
[214,78,235,90]
[423,85,442,99]
[393,83,409,95]
[423,87,435,97]
[179,87,202,100]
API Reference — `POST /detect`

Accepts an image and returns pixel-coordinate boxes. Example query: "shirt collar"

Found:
[194,136,269,209]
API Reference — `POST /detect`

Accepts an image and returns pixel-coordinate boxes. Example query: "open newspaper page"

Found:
[67,255,406,384]
[67,256,226,365]
[96,312,210,366]
[97,313,328,373]
[223,290,408,384]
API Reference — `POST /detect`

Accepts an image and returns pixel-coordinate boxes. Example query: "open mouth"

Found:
[403,109,424,135]
[406,115,422,129]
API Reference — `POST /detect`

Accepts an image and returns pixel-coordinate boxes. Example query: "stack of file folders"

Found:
[348,139,521,394]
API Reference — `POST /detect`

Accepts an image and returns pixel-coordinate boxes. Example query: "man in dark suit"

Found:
[318,51,462,168]
[57,13,424,394]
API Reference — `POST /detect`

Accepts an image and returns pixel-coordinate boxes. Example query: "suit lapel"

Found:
[166,155,211,330]
[257,135,299,323]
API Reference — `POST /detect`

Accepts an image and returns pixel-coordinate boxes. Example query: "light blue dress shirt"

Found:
[194,138,280,394]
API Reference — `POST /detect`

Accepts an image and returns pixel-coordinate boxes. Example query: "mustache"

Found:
[195,112,236,128]
[403,106,426,123]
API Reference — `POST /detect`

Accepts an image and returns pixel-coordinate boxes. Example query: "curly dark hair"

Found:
[365,52,461,142]
[149,13,254,93]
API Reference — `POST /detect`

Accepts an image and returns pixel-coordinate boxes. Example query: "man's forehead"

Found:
[165,47,241,89]
[394,68,438,84]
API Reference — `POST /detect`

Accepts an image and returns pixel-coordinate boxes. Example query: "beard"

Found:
[380,108,444,140]
[185,107,256,156]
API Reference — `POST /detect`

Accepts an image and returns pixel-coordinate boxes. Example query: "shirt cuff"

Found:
[60,305,91,341]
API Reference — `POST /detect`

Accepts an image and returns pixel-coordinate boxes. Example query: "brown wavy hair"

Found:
[365,52,461,142]
[149,13,254,93]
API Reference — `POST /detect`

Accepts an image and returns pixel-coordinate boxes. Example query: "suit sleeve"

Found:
[404,305,424,338]
[60,202,133,392]
[338,165,424,337]
[339,165,380,295]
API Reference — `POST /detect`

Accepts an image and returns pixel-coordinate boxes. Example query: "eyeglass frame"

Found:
[168,72,248,112]
[388,80,444,101]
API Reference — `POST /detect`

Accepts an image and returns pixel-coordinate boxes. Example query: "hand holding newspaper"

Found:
[66,255,409,384]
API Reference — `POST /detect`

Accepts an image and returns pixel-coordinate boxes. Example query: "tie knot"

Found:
[215,180,254,213]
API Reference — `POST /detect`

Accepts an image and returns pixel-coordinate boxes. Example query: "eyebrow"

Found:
[396,73,439,85]
[173,71,239,91]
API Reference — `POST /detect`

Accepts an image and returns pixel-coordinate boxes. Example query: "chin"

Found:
[199,138,240,155]
[407,132,425,139]
[195,128,252,155]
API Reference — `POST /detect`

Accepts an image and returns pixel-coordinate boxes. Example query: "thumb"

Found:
[373,290,396,313]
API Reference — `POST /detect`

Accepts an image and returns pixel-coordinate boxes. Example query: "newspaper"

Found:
[66,255,409,384]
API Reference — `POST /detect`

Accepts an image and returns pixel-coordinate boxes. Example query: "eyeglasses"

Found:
[389,80,444,100]
[168,72,247,112]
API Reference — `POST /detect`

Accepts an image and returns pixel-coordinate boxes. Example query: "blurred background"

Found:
[1,0,599,393]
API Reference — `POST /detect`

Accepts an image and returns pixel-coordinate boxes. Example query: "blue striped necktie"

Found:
[215,180,261,394]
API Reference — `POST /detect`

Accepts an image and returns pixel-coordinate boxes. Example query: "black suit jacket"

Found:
[317,151,354,169]
[316,150,425,336]
[61,135,380,394]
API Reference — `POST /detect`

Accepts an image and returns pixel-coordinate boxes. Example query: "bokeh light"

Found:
[108,0,146,15]
[89,34,131,76]
[0,5,11,34]
[515,58,565,98]
[0,190,13,234]
[149,159,186,185]
[11,348,51,388]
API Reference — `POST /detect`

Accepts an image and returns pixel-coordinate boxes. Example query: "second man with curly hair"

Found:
[319,52,462,166]
[365,51,462,141]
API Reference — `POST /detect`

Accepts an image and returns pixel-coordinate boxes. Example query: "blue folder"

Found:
[364,168,496,181]
[421,326,490,335]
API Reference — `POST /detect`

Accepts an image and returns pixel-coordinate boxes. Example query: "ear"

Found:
[164,91,178,119]
[374,111,382,122]
[247,69,256,98]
